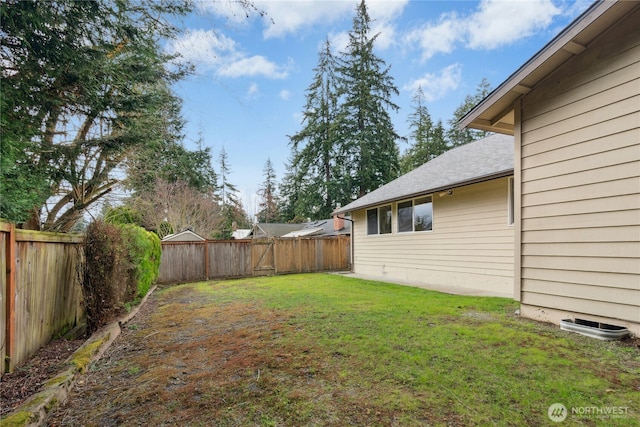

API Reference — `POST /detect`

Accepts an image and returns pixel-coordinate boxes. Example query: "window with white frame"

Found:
[397,196,433,232]
[366,205,392,235]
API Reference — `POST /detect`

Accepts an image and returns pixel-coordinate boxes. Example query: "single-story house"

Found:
[161,229,206,242]
[459,0,639,335]
[251,223,310,239]
[281,218,351,238]
[333,133,515,296]
[252,219,350,239]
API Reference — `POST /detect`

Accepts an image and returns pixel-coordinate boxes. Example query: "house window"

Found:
[397,196,433,232]
[508,177,515,226]
[367,205,392,235]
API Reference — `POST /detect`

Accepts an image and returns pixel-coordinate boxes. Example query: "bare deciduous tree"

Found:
[133,179,223,239]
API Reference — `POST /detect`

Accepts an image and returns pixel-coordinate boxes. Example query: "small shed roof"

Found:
[161,230,206,242]
[333,133,514,215]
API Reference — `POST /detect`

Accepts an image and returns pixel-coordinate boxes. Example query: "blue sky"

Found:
[165,0,591,219]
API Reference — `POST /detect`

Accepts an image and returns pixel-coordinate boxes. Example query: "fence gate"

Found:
[252,238,275,276]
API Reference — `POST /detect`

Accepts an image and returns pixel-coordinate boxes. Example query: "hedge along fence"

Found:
[82,221,161,334]
[0,220,161,374]
[1,221,84,374]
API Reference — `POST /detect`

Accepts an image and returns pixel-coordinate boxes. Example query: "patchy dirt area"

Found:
[1,337,85,417]
[44,286,331,426]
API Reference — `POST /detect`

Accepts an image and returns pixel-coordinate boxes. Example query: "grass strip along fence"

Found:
[61,273,640,426]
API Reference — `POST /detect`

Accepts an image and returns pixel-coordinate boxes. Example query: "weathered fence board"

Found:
[209,240,252,278]
[1,223,84,373]
[158,236,350,284]
[158,242,207,284]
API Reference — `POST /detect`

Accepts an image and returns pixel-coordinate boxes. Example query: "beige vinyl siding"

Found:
[519,8,640,324]
[352,178,514,296]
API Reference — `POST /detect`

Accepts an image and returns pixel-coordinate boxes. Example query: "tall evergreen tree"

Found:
[256,158,280,223]
[1,0,193,230]
[447,78,493,147]
[400,86,448,173]
[336,0,400,199]
[215,147,249,239]
[278,153,306,223]
[288,38,341,219]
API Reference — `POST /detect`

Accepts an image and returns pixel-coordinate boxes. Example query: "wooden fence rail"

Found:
[158,236,351,284]
[1,222,84,374]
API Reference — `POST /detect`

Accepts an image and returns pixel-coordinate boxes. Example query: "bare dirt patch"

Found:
[1,337,84,417]
[44,286,328,426]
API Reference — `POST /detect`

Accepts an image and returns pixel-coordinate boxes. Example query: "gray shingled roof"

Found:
[334,133,514,215]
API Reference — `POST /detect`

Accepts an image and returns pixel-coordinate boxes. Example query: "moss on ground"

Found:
[0,411,34,427]
[71,335,109,372]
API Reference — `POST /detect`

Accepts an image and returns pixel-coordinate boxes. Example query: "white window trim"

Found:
[366,204,392,236]
[396,195,433,233]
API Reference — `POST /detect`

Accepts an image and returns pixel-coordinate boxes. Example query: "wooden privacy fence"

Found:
[158,235,351,284]
[1,222,84,374]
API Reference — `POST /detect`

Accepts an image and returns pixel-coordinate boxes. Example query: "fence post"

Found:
[204,241,209,281]
[273,237,278,275]
[4,223,16,373]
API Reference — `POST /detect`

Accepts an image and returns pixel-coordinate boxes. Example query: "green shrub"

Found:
[82,220,129,332]
[103,206,143,226]
[120,224,161,298]
[81,221,161,333]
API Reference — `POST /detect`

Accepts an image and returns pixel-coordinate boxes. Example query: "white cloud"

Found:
[218,55,289,79]
[167,29,290,79]
[367,0,408,21]
[259,0,408,50]
[465,0,561,49]
[167,29,237,68]
[404,0,562,62]
[279,89,292,100]
[247,82,259,97]
[403,63,462,102]
[404,12,463,62]
[258,1,355,39]
[328,30,350,54]
[195,0,255,25]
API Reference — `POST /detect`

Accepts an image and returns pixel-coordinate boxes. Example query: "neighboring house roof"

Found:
[281,227,324,238]
[252,223,306,238]
[334,133,514,215]
[281,219,351,238]
[459,0,637,134]
[232,229,252,239]
[161,230,206,242]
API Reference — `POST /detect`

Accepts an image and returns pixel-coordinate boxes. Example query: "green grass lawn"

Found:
[152,273,638,426]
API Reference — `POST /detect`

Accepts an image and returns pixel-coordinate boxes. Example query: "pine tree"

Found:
[288,38,341,219]
[215,147,248,239]
[400,86,448,173]
[447,78,493,147]
[336,0,401,199]
[256,159,280,223]
[278,153,306,223]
